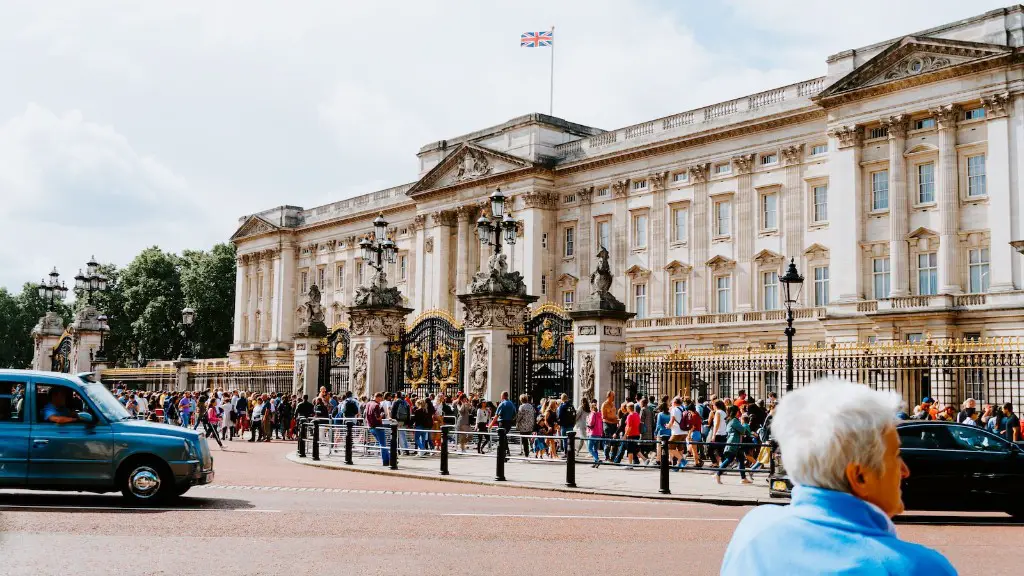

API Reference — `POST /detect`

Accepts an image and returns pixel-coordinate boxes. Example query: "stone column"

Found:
[412,215,428,313]
[173,359,194,392]
[611,181,629,304]
[982,93,1015,292]
[30,311,65,371]
[455,206,472,319]
[929,104,963,294]
[270,243,297,349]
[232,255,247,346]
[826,126,864,303]
[882,115,910,297]
[459,293,537,400]
[259,250,273,343]
[689,165,710,313]
[782,144,805,265]
[569,312,632,402]
[348,306,411,399]
[430,211,454,313]
[246,254,259,343]
[649,172,668,316]
[577,188,594,298]
[520,192,557,299]
[732,156,755,311]
[292,337,322,398]
[69,306,104,374]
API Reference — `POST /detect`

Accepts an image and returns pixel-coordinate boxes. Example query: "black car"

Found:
[769,421,1024,516]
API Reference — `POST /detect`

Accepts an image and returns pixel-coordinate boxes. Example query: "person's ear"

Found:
[845,462,868,497]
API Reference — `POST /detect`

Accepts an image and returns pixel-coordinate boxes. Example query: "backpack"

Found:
[343,398,359,418]
[395,400,410,423]
[560,404,577,428]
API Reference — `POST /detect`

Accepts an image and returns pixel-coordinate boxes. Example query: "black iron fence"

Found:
[611,338,1024,409]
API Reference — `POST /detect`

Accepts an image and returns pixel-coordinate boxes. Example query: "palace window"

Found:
[810,144,828,156]
[336,264,345,290]
[399,255,407,281]
[672,207,688,242]
[906,333,924,343]
[761,192,778,230]
[716,276,732,313]
[597,220,611,251]
[673,280,688,316]
[761,153,778,166]
[969,248,990,294]
[632,179,648,192]
[763,271,779,311]
[596,186,610,197]
[541,275,547,295]
[673,172,688,183]
[634,284,647,319]
[256,274,264,302]
[813,266,830,306]
[317,267,325,290]
[914,117,936,130]
[967,155,986,197]
[812,185,828,222]
[633,213,648,248]
[871,171,889,210]
[564,226,575,257]
[714,200,731,236]
[541,233,548,249]
[964,107,985,121]
[872,258,890,300]
[715,163,731,175]
[868,126,888,139]
[300,271,308,294]
[562,290,575,310]
[917,253,938,296]
[917,163,935,204]
[356,262,364,286]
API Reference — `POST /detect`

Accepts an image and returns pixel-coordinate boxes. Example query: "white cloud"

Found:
[0,0,1011,291]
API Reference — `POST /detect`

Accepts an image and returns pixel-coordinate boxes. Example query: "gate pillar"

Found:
[30,311,65,371]
[459,293,537,401]
[293,336,322,398]
[69,306,105,374]
[569,246,635,402]
[348,305,411,399]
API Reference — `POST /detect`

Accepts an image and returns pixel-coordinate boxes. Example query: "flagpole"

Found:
[549,25,555,116]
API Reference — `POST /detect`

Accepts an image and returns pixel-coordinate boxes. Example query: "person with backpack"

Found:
[556,393,576,455]
[364,392,390,466]
[391,392,412,455]
[277,394,293,441]
[341,391,360,419]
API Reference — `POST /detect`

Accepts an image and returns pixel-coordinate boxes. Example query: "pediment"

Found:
[752,249,785,266]
[906,226,938,240]
[625,265,651,280]
[803,243,830,260]
[556,273,578,288]
[664,260,692,276]
[406,143,536,196]
[817,36,1012,103]
[705,255,736,271]
[230,215,281,242]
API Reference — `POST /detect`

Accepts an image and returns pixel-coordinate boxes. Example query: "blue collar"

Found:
[790,485,897,537]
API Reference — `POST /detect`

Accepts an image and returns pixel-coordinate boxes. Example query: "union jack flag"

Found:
[520,30,553,47]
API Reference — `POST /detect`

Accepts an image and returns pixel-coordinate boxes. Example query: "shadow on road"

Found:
[0,492,256,513]
[895,513,1023,526]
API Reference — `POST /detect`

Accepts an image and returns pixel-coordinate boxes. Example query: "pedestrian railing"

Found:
[296,419,776,495]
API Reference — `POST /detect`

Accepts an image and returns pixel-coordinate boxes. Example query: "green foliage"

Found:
[0,283,74,369]
[180,243,237,358]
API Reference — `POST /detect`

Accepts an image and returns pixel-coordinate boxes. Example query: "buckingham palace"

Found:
[228,6,1024,365]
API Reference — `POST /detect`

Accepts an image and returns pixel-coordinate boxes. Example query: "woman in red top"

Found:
[623,403,642,468]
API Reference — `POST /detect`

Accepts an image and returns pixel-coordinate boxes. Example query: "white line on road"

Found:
[442,513,738,521]
[0,505,280,513]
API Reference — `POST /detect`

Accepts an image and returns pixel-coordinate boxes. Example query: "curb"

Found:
[286,452,780,506]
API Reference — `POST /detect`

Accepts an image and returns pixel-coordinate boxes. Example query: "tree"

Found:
[72,262,129,366]
[0,283,74,369]
[180,243,236,358]
[118,247,184,362]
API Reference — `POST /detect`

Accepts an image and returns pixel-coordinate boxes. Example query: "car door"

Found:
[897,424,959,509]
[0,376,30,487]
[27,378,114,488]
[945,424,1017,510]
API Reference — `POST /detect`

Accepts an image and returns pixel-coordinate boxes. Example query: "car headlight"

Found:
[185,439,199,460]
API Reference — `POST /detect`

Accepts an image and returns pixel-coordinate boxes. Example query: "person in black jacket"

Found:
[277,394,293,440]
[295,395,314,419]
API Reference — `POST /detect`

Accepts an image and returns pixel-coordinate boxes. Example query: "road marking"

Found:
[0,504,280,513]
[442,513,738,521]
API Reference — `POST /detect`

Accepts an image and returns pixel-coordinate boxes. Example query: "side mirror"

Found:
[77,412,95,426]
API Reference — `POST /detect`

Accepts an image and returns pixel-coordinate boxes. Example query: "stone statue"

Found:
[298,285,328,337]
[578,246,626,312]
[468,338,488,397]
[469,252,526,296]
[580,352,596,401]
[353,268,404,308]
[455,148,491,181]
[351,344,367,398]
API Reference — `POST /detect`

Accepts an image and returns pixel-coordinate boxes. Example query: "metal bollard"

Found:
[297,418,306,458]
[345,420,354,465]
[565,431,577,488]
[495,428,507,481]
[769,440,777,476]
[312,420,320,461]
[440,425,450,476]
[390,422,399,470]
[659,436,670,494]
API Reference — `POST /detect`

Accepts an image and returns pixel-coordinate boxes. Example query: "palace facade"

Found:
[230,6,1024,364]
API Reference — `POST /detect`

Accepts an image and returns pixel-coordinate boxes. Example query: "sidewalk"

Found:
[287,445,783,505]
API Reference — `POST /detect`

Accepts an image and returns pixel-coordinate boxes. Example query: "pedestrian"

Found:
[220,394,234,440]
[455,394,473,453]
[575,397,591,455]
[654,401,671,464]
[623,402,642,468]
[601,391,617,460]
[249,396,264,442]
[474,399,491,453]
[412,398,432,456]
[364,392,390,466]
[277,395,293,440]
[495,391,517,434]
[392,392,413,455]
[639,397,655,464]
[178,392,192,428]
[710,399,728,466]
[957,398,978,424]
[587,401,603,466]
[1002,403,1020,442]
[544,399,560,458]
[685,402,704,468]
[721,379,956,575]
[715,404,753,485]
[515,394,536,457]
[206,400,221,440]
[666,397,687,468]
[556,393,576,455]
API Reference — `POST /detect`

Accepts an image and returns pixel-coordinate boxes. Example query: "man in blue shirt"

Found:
[495,391,516,433]
[43,387,79,424]
[721,379,956,575]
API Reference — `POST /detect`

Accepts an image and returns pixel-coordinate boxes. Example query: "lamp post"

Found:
[96,314,109,360]
[780,258,805,392]
[74,255,109,306]
[37,267,69,311]
[359,213,398,282]
[476,187,518,258]
[180,306,196,359]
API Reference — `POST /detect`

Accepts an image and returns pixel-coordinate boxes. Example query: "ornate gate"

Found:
[318,324,350,393]
[386,310,465,397]
[510,304,574,403]
[51,332,72,373]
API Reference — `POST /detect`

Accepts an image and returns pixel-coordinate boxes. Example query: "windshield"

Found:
[78,380,132,421]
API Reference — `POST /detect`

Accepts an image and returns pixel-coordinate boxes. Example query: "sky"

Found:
[0,0,1011,292]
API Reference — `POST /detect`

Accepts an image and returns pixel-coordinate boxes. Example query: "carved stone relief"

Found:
[579,352,595,400]
[351,344,368,398]
[468,338,488,397]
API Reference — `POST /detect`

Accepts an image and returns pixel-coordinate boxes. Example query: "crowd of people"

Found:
[902,396,1022,441]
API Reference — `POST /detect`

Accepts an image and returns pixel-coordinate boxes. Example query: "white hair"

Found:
[773,378,902,493]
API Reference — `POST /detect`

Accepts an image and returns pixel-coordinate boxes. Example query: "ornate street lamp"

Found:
[477,187,518,255]
[180,306,196,359]
[96,314,109,360]
[362,212,397,276]
[780,258,805,392]
[37,267,68,311]
[75,255,109,305]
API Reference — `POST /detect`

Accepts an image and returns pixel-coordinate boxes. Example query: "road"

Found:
[0,440,1020,575]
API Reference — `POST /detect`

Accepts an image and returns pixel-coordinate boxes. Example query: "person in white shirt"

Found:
[667,397,687,466]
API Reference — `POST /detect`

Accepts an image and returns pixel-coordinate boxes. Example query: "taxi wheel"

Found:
[173,484,191,497]
[119,458,172,504]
